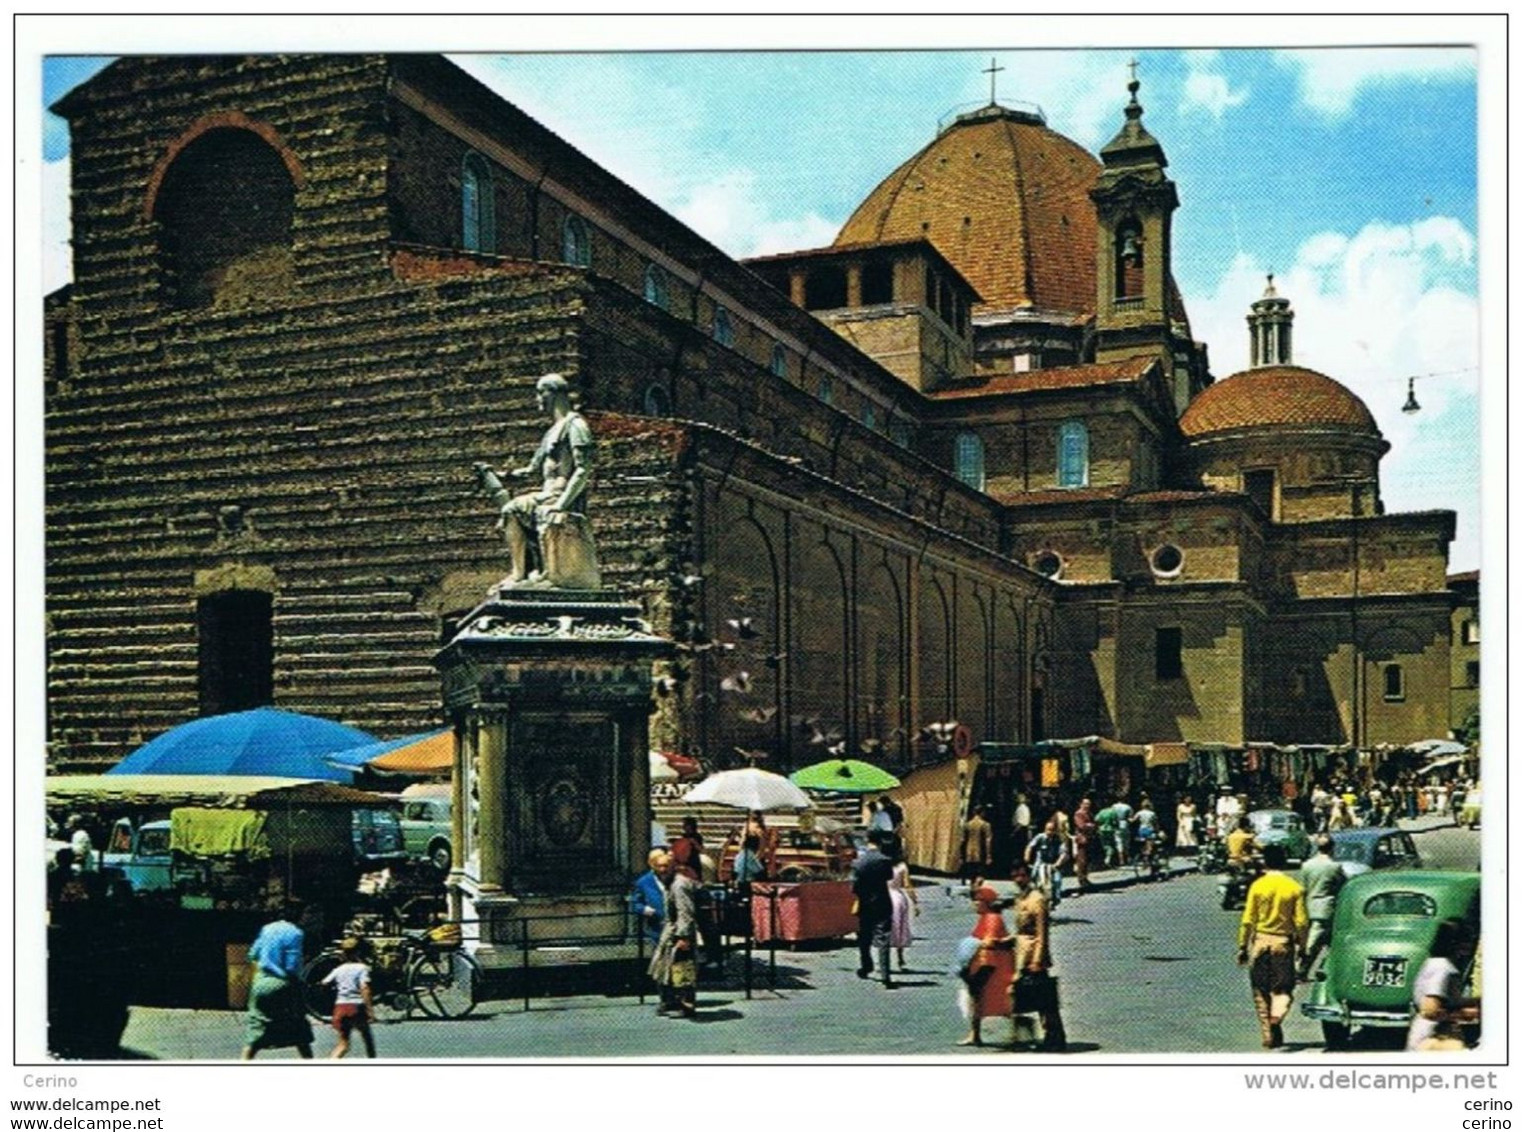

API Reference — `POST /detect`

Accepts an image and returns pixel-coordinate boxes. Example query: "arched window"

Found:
[954,431,985,491]
[153,127,296,310]
[461,153,495,253]
[1057,420,1089,487]
[769,343,788,379]
[712,305,735,347]
[561,214,591,267]
[644,264,670,311]
[643,383,672,417]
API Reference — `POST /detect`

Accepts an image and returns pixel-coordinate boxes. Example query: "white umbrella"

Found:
[1418,754,1468,776]
[1409,739,1467,758]
[648,751,679,784]
[682,767,813,812]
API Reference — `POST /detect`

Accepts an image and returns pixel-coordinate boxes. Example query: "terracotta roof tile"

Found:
[991,485,1128,506]
[1122,489,1226,504]
[929,356,1155,400]
[1180,365,1380,437]
[835,108,1100,316]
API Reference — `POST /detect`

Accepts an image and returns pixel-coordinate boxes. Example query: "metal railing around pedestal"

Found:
[461,890,779,1013]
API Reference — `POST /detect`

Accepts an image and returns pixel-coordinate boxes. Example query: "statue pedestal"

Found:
[434,588,671,970]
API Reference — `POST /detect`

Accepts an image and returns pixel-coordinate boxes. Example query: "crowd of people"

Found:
[234,773,1471,1055]
[948,774,1476,1053]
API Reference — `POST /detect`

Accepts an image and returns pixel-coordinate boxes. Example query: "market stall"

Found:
[748,879,856,943]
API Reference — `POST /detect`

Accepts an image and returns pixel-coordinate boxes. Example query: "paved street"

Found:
[116,816,1477,1059]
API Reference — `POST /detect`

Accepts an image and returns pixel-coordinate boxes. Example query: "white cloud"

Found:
[43,156,71,294]
[1274,47,1475,117]
[966,51,1134,149]
[451,55,842,261]
[1189,217,1481,568]
[1180,50,1248,120]
[673,169,839,259]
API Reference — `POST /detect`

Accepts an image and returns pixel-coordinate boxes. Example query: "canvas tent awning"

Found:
[170,807,270,857]
[47,774,392,810]
[977,736,1147,762]
[895,757,968,875]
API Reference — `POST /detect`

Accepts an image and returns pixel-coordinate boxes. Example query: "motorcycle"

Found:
[1217,856,1262,910]
[1197,836,1228,875]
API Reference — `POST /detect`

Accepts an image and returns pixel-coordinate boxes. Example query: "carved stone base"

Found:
[459,883,642,969]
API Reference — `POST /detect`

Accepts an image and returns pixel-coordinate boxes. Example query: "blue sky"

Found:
[41,47,1481,569]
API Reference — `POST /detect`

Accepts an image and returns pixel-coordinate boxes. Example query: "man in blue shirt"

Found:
[630,849,667,945]
[242,903,314,1059]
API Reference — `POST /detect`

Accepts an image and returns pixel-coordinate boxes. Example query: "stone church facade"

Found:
[44,54,1467,773]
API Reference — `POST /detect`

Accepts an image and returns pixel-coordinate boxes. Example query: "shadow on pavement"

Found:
[688,1008,745,1023]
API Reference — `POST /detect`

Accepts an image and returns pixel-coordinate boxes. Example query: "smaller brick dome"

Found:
[1179,365,1380,439]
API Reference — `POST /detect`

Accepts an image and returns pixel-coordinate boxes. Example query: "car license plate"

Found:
[1362,956,1407,988]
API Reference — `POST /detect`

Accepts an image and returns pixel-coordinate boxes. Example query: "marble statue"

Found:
[473,373,602,590]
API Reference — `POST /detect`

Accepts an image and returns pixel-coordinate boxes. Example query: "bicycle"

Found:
[303,923,481,1022]
[1132,833,1169,882]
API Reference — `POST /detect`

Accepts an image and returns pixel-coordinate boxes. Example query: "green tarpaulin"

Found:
[170,807,270,858]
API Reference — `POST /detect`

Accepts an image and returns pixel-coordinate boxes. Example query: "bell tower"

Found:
[1091,66,1180,379]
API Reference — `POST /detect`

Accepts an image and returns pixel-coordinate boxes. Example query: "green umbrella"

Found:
[789,759,900,794]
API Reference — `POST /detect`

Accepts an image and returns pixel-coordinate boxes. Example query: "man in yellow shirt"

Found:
[1236,842,1309,1049]
[1225,818,1257,863]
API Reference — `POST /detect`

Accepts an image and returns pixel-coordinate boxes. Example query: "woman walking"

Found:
[887,842,918,971]
[956,885,1015,1047]
[1011,864,1068,1052]
[1175,796,1199,853]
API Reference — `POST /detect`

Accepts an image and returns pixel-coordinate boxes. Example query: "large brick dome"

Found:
[1179,364,1381,438]
[834,105,1101,317]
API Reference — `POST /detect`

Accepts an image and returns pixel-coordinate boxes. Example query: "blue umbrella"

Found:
[107,708,374,782]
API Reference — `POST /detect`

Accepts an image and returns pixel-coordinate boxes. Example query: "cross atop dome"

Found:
[982,56,1005,106]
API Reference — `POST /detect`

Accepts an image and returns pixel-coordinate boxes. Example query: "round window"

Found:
[1151,543,1184,577]
[1033,551,1063,579]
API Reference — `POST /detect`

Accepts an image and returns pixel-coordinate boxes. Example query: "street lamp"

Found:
[1402,376,1421,414]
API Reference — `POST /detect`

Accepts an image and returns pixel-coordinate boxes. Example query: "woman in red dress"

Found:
[958,885,1016,1046]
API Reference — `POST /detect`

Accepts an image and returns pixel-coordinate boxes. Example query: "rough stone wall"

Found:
[1447,585,1479,735]
[682,432,1043,771]
[1268,516,1453,602]
[63,56,396,330]
[1258,602,1453,746]
[579,279,1005,551]
[1192,435,1383,522]
[46,253,618,770]
[934,399,1166,500]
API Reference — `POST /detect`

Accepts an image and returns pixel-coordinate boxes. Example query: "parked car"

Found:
[102,817,173,893]
[351,807,405,866]
[399,783,453,872]
[1245,809,1313,864]
[1301,869,1480,1048]
[1329,828,1422,878]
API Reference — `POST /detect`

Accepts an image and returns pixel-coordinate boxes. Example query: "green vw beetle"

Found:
[1302,869,1480,1048]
